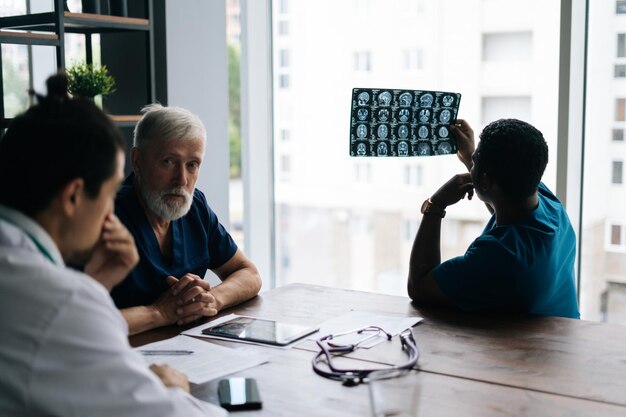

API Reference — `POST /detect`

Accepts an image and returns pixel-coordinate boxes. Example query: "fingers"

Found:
[175,299,218,317]
[99,214,139,265]
[169,275,197,296]
[178,285,216,305]
[149,364,190,393]
[432,173,475,207]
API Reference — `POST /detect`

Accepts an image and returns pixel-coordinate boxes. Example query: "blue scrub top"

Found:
[433,183,580,319]
[111,174,238,308]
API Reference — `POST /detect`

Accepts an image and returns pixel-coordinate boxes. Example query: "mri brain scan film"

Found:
[349,88,461,157]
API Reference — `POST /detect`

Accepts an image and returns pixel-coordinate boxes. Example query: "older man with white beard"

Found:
[112,104,262,335]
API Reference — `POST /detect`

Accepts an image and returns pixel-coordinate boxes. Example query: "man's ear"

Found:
[130,147,141,178]
[59,178,85,216]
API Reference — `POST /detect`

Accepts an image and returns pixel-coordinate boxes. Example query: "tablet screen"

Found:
[202,317,319,346]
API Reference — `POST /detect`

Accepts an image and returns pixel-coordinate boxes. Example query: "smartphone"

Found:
[218,377,262,411]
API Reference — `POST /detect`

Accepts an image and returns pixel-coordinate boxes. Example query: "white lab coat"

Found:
[0,205,227,417]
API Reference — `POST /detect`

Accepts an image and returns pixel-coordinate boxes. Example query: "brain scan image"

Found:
[378,91,392,106]
[377,142,388,156]
[417,142,430,156]
[356,124,368,139]
[439,109,451,123]
[420,93,434,108]
[399,92,413,107]
[377,124,389,139]
[351,88,461,157]
[398,141,409,156]
[398,125,409,139]
[438,141,452,154]
[357,91,370,106]
[398,108,410,122]
[442,95,454,107]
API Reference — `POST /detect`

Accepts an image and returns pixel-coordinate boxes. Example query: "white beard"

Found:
[139,182,193,221]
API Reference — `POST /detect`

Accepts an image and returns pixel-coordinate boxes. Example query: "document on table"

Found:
[311,311,423,348]
[136,335,268,384]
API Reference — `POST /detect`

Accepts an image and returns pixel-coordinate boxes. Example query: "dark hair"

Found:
[475,118,548,202]
[0,72,125,217]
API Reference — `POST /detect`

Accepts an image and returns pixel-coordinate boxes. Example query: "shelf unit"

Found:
[0,0,155,131]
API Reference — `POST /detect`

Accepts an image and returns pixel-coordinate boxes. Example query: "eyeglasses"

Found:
[312,326,419,386]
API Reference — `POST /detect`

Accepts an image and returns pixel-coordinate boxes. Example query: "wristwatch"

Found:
[420,198,446,218]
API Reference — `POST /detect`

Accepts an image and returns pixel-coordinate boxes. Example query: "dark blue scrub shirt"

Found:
[111,174,238,308]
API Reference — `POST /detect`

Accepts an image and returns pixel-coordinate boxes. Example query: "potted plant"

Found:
[66,62,116,99]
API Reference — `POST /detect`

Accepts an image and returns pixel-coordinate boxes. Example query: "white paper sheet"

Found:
[136,335,268,384]
[311,311,422,348]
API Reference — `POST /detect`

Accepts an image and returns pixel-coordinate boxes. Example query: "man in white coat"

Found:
[0,73,227,417]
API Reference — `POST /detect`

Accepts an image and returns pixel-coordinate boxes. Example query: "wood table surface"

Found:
[130,283,626,415]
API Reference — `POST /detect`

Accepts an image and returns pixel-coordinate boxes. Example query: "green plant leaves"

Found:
[66,63,116,98]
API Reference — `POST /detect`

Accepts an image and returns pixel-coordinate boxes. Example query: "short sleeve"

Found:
[194,191,238,269]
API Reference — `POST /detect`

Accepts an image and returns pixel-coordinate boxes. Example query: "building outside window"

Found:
[612,160,624,185]
[618,33,626,57]
[271,0,559,296]
[353,51,372,72]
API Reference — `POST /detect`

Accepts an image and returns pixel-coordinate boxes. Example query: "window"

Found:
[280,128,291,141]
[616,98,626,121]
[280,154,292,178]
[278,20,289,36]
[355,0,370,17]
[618,33,626,58]
[605,222,626,252]
[482,32,532,62]
[583,2,626,325]
[354,163,372,183]
[612,160,624,184]
[481,96,531,125]
[403,49,424,72]
[403,219,418,241]
[278,0,289,14]
[353,51,372,72]
[401,0,424,16]
[279,49,290,67]
[615,64,626,78]
[271,0,559,295]
[403,165,423,186]
[278,74,290,89]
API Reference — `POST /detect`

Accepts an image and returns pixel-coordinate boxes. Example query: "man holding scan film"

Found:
[407,118,580,319]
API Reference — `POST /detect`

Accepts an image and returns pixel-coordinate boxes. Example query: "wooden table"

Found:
[130,283,626,416]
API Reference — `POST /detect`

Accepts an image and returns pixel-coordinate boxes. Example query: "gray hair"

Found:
[133,103,206,149]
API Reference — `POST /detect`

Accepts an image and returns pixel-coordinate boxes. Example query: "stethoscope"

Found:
[311,326,419,386]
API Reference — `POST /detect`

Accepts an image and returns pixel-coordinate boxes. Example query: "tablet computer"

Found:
[202,317,319,346]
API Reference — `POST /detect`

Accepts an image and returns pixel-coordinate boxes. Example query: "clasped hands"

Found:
[154,273,220,326]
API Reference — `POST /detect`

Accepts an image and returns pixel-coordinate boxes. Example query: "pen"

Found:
[140,350,194,356]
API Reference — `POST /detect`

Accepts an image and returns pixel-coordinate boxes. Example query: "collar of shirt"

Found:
[0,204,65,266]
